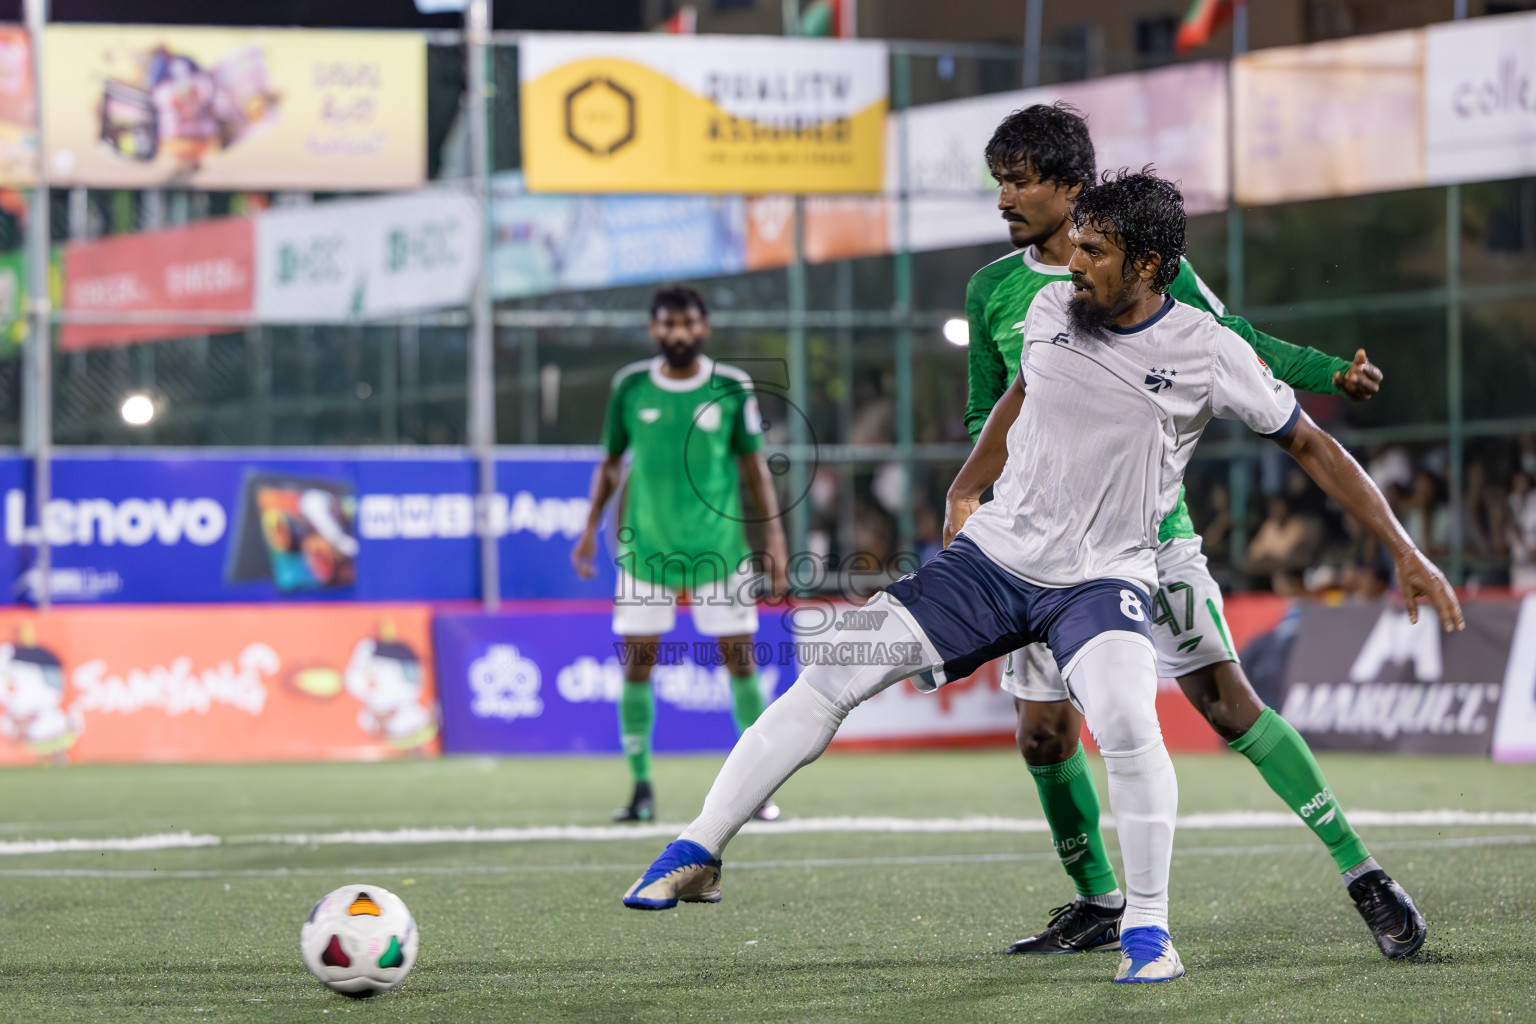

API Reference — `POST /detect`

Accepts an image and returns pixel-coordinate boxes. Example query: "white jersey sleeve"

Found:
[1210,325,1300,437]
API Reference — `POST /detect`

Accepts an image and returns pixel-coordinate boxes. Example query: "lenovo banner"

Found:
[0,450,612,605]
[0,603,437,765]
[1276,600,1515,755]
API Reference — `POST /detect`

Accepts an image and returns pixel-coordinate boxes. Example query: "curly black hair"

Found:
[650,284,708,320]
[984,102,1097,189]
[1070,168,1186,293]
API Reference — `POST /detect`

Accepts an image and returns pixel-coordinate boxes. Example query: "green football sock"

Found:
[618,681,655,784]
[1231,707,1371,874]
[729,672,766,735]
[1028,744,1120,898]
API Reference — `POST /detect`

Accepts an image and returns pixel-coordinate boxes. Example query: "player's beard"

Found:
[660,337,704,369]
[1067,292,1115,338]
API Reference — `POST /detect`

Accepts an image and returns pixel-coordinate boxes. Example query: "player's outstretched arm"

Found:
[944,374,1024,546]
[572,454,624,579]
[1272,414,1464,631]
[739,453,790,597]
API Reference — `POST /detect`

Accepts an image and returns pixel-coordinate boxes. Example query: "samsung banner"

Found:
[0,450,612,605]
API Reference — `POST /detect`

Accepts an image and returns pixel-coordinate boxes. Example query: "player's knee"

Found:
[1069,638,1161,755]
[1015,700,1080,765]
[1178,662,1264,741]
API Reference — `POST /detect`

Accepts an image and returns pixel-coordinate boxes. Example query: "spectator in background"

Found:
[1246,494,1323,594]
[1401,470,1451,561]
[1201,481,1234,559]
[1510,472,1536,590]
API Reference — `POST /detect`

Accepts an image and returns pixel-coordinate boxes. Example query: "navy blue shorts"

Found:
[885,535,1153,685]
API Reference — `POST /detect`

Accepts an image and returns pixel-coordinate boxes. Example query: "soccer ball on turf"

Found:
[300,883,419,996]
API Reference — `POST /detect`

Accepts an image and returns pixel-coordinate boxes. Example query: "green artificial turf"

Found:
[0,751,1530,1022]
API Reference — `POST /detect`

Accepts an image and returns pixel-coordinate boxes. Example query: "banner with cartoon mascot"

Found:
[0,603,437,764]
[42,26,425,190]
[519,33,886,194]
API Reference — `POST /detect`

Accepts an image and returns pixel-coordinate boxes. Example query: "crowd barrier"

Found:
[0,592,1527,765]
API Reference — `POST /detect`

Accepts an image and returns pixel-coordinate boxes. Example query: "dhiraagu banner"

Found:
[518,33,887,194]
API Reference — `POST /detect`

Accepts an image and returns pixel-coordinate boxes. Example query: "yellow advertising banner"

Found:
[42,25,424,191]
[0,28,36,187]
[520,33,887,194]
[1233,30,1426,206]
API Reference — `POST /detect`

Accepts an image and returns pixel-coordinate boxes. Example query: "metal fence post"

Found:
[467,0,500,609]
[892,49,915,556]
[24,0,50,611]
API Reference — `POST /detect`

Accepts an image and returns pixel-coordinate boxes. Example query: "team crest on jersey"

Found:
[1145,367,1177,393]
[693,402,723,432]
[638,408,661,423]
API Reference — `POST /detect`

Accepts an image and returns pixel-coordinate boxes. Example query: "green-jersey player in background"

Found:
[965,105,1424,960]
[573,286,790,824]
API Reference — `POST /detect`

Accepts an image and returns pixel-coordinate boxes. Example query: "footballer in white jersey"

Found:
[621,171,1462,986]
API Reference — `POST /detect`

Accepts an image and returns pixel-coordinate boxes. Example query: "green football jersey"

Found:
[602,355,764,590]
[963,247,1352,540]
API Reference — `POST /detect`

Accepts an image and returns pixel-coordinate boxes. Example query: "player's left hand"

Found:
[1393,545,1465,632]
[942,493,979,548]
[1333,348,1382,402]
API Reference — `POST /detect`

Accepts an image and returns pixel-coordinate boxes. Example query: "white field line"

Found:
[0,832,1531,881]
[2,809,1535,856]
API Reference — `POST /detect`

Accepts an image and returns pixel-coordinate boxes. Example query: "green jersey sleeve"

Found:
[964,271,1007,443]
[731,390,765,455]
[1169,260,1350,395]
[601,372,632,457]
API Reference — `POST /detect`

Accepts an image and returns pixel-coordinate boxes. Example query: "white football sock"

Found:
[678,595,933,858]
[1065,636,1177,935]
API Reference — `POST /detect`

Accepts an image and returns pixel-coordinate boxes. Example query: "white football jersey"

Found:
[958,280,1299,595]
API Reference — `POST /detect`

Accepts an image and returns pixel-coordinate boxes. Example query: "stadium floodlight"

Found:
[943,317,969,346]
[120,393,156,426]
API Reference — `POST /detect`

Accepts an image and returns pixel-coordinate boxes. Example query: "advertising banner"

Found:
[519,33,887,194]
[0,28,35,187]
[43,25,425,191]
[1491,595,1536,763]
[744,195,889,270]
[0,603,437,765]
[1276,600,1514,755]
[1425,11,1536,185]
[490,185,745,301]
[891,61,1229,253]
[62,216,255,351]
[1233,30,1425,206]
[434,604,799,755]
[1,450,612,605]
[255,190,481,322]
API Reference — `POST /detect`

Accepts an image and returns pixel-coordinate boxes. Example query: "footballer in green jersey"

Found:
[573,286,790,825]
[961,104,1423,961]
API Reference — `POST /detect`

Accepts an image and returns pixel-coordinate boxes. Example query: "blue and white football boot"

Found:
[1112,926,1185,983]
[622,839,723,910]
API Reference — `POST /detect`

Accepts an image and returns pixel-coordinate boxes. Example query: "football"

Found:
[299,884,419,996]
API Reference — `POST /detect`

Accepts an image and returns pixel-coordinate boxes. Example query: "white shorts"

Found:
[1000,536,1237,702]
[611,563,761,638]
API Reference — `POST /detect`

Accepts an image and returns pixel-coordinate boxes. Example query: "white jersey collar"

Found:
[648,354,713,393]
[1021,246,1070,276]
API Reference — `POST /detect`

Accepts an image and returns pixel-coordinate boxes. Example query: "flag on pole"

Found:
[799,0,857,37]
[1175,0,1234,53]
[652,4,697,33]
